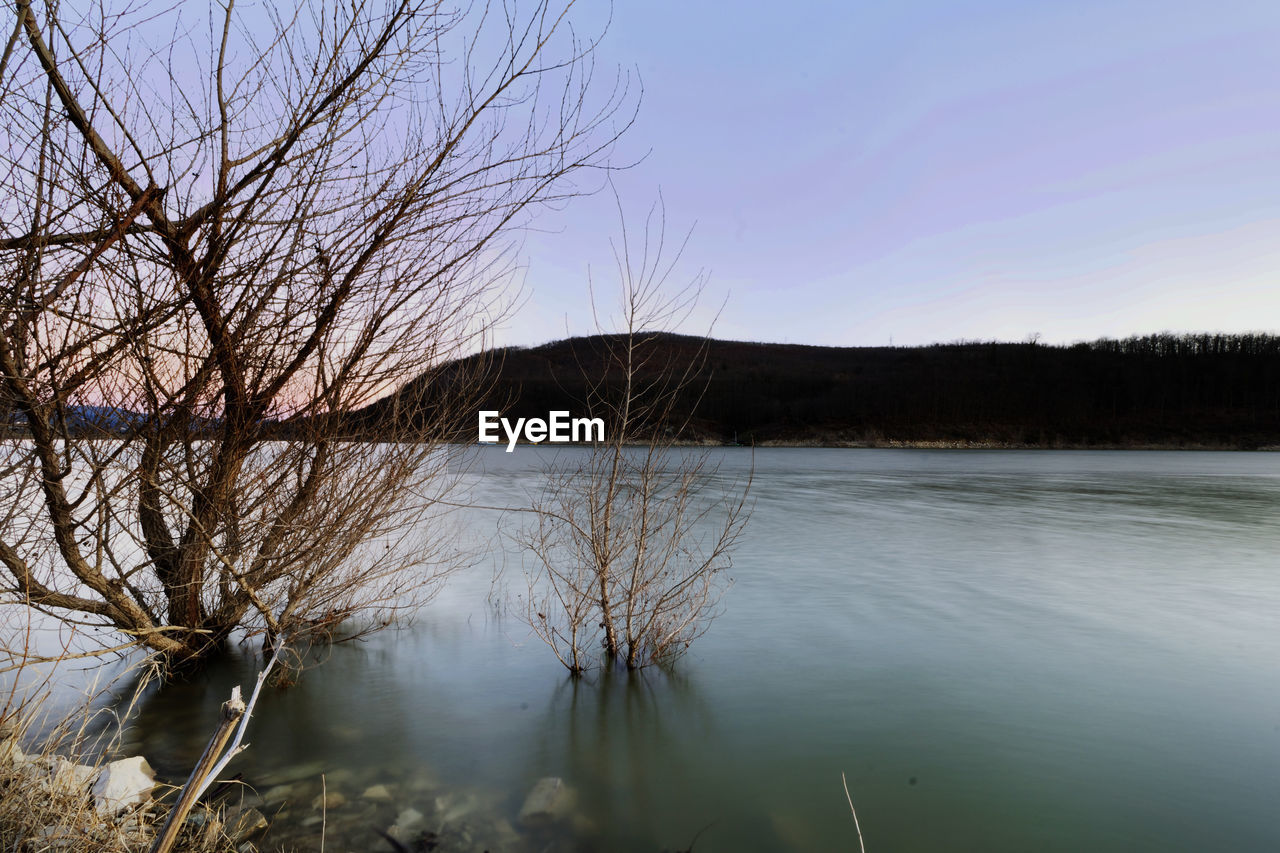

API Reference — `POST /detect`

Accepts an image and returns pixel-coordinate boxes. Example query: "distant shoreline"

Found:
[740,438,1280,451]
[493,438,1280,451]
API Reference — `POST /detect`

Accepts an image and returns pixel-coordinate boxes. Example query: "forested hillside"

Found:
[354,332,1280,448]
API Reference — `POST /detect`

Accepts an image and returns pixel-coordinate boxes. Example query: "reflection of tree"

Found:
[523,669,726,852]
[122,640,405,783]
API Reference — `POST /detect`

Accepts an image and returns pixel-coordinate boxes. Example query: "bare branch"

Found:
[1,0,630,672]
[519,193,752,673]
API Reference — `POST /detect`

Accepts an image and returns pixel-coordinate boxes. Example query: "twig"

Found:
[841,771,866,853]
[320,773,327,853]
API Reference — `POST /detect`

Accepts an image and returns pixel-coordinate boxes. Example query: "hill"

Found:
[353,332,1280,449]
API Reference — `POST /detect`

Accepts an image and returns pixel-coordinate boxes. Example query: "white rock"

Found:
[518,776,575,825]
[17,755,95,799]
[434,791,480,823]
[310,790,345,811]
[0,736,27,766]
[50,757,97,792]
[225,807,268,842]
[262,783,295,804]
[92,756,156,816]
[360,783,393,801]
[388,806,425,841]
[323,766,356,784]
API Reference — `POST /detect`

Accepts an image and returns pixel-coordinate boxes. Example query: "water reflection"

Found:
[521,669,722,851]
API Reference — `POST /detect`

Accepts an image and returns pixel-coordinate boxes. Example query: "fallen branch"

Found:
[191,636,284,801]
[148,690,244,853]
[149,638,283,853]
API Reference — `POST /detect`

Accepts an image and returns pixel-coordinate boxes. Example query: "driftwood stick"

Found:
[149,638,283,853]
[149,689,245,853]
[192,636,284,801]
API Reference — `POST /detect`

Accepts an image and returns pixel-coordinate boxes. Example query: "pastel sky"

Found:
[505,0,1280,348]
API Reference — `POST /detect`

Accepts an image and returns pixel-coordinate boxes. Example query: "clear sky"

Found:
[504,0,1280,348]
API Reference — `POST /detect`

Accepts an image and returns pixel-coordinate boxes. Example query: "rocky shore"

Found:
[236,760,581,852]
[2,717,584,853]
[1,723,164,851]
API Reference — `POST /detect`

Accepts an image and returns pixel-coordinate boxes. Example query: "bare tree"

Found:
[0,0,632,671]
[519,196,752,674]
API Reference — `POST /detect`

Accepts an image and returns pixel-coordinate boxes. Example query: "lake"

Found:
[121,448,1280,851]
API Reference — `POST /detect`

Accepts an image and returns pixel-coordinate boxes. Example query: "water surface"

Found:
[127,448,1280,851]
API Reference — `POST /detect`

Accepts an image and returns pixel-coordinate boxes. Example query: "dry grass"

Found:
[0,679,243,853]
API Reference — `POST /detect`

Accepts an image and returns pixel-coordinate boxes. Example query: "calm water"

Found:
[125,448,1280,851]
